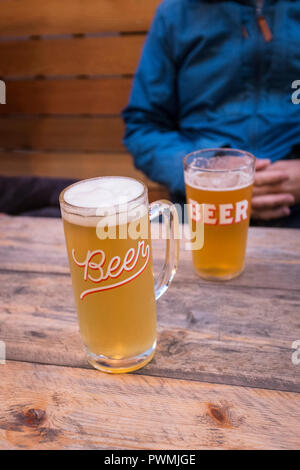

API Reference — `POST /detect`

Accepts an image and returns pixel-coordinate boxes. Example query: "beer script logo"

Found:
[72,241,150,300]
[189,199,249,224]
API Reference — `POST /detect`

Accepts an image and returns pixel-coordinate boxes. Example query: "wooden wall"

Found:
[0,0,168,201]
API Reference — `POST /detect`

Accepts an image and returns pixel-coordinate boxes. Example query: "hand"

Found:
[251,159,296,221]
[268,160,300,203]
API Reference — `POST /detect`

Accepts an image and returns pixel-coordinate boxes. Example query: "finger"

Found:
[254,170,289,186]
[252,206,291,221]
[253,185,269,197]
[255,159,270,171]
[252,183,286,197]
[269,160,289,171]
[252,193,295,209]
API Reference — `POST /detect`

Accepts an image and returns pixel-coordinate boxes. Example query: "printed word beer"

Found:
[184,149,255,280]
[72,240,150,299]
[60,176,179,373]
[189,198,249,224]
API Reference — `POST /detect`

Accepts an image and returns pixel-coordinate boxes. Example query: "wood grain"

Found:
[0,0,160,37]
[0,150,137,177]
[1,268,300,392]
[0,117,125,151]
[0,36,144,78]
[0,217,299,392]
[0,153,168,202]
[1,217,299,289]
[0,151,135,178]
[0,78,131,115]
[0,361,299,450]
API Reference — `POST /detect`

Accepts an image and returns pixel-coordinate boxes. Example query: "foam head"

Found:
[64,177,144,209]
[184,155,254,191]
[61,177,147,227]
[185,169,253,191]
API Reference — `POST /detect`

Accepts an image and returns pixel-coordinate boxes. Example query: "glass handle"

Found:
[149,200,180,301]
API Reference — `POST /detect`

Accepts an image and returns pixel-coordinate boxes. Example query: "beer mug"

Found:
[60,177,179,373]
[184,148,255,280]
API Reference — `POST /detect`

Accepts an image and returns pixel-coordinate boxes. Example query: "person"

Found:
[122,0,300,227]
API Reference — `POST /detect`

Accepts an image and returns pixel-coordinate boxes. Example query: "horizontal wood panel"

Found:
[0,0,160,37]
[0,151,169,201]
[0,151,137,178]
[0,117,125,151]
[1,361,300,450]
[0,78,132,115]
[0,36,145,78]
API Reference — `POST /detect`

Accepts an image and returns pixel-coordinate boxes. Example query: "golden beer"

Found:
[63,216,156,370]
[184,149,255,280]
[60,177,179,373]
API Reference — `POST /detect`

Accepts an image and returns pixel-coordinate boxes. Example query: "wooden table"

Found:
[0,215,299,450]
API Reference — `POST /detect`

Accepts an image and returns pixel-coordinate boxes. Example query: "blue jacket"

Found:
[122,0,300,196]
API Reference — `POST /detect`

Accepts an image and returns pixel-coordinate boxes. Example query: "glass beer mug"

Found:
[184,148,255,280]
[60,176,179,373]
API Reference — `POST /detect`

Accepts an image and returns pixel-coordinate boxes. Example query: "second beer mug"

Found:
[60,177,179,373]
[184,148,255,280]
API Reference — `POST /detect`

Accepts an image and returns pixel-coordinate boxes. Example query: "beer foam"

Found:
[64,177,144,208]
[61,177,147,227]
[185,169,252,191]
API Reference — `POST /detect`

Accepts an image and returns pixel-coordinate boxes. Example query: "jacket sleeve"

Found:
[122,7,194,196]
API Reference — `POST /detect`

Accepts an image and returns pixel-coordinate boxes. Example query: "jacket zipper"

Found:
[255,0,273,42]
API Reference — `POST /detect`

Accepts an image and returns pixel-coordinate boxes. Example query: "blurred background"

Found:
[0,0,168,216]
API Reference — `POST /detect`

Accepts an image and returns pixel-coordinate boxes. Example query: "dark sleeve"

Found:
[122,7,194,196]
[0,176,76,215]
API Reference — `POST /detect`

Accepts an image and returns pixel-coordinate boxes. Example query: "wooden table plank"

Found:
[0,216,299,392]
[1,216,300,288]
[1,360,299,450]
[1,269,299,392]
